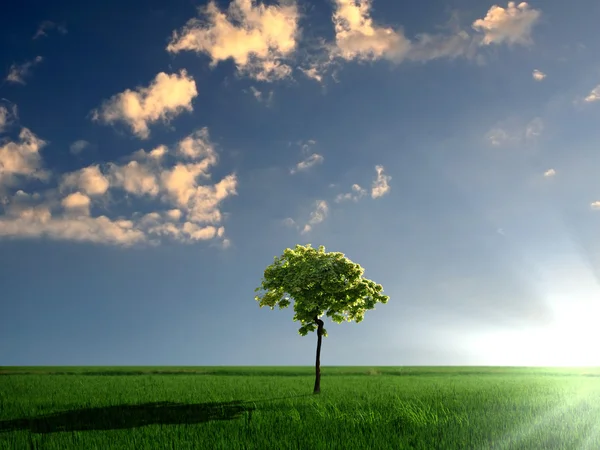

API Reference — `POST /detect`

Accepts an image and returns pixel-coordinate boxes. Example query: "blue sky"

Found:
[2,0,600,367]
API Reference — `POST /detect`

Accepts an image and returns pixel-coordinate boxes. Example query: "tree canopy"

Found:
[254,244,389,337]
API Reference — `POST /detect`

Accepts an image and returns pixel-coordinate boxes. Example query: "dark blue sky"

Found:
[2,0,600,366]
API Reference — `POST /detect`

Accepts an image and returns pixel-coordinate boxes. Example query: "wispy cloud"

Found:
[33,21,67,40]
[301,200,328,234]
[591,201,600,210]
[335,184,366,203]
[69,140,90,155]
[543,168,556,177]
[290,153,324,174]
[584,85,600,103]
[247,86,274,105]
[532,69,546,81]
[167,0,299,82]
[371,165,391,198]
[6,56,43,85]
[0,104,18,132]
[92,70,197,139]
[486,117,543,146]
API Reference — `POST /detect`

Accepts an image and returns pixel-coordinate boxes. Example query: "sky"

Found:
[1,0,600,367]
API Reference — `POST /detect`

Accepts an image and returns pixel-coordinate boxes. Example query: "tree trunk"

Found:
[313,315,324,394]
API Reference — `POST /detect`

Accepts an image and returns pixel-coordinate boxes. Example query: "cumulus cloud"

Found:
[290,153,324,174]
[69,140,90,155]
[591,201,600,210]
[167,0,299,82]
[0,127,48,189]
[472,2,541,46]
[584,85,600,103]
[109,161,160,197]
[532,69,546,81]
[371,165,391,198]
[61,165,110,196]
[331,0,411,62]
[312,1,540,79]
[6,56,43,85]
[1,127,236,246]
[33,21,67,39]
[0,206,145,246]
[301,200,328,234]
[543,168,556,177]
[335,183,367,202]
[61,192,91,216]
[92,70,198,139]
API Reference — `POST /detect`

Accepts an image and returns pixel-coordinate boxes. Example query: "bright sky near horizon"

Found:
[1,0,600,367]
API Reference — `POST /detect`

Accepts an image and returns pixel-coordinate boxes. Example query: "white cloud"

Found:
[6,56,43,85]
[335,183,367,202]
[167,209,182,221]
[167,0,299,82]
[591,201,600,210]
[584,85,600,103]
[0,127,47,189]
[177,128,216,161]
[331,0,411,62]
[109,161,160,196]
[299,66,324,83]
[532,69,546,81]
[371,165,391,198]
[61,165,110,196]
[33,21,67,39]
[301,200,328,234]
[69,140,90,155]
[62,192,91,216]
[0,208,145,246]
[472,2,541,46]
[543,168,556,177]
[1,128,236,246]
[92,70,198,139]
[132,145,168,162]
[290,153,324,174]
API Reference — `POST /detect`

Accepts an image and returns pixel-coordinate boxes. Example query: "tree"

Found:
[254,244,389,394]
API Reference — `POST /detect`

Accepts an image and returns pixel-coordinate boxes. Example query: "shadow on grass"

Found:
[0,394,313,434]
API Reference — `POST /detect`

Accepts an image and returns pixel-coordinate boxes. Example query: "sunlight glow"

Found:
[470,264,600,367]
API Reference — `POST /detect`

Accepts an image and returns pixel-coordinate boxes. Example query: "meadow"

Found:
[1,366,600,449]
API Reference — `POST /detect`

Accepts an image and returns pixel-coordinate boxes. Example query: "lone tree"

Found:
[254,244,389,394]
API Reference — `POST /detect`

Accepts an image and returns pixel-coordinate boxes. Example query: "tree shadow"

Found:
[0,395,312,434]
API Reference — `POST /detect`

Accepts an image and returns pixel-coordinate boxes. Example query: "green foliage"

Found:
[254,244,389,336]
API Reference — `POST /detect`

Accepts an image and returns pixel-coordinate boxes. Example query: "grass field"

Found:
[1,366,600,449]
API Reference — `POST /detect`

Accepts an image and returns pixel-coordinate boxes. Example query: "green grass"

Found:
[1,366,600,449]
